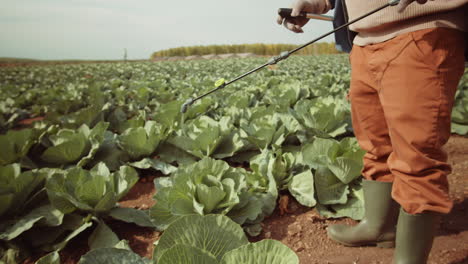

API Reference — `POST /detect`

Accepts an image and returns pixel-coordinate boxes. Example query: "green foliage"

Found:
[77,214,298,264]
[79,248,149,264]
[452,69,468,135]
[40,122,108,166]
[302,138,366,219]
[0,56,465,263]
[221,239,299,264]
[151,43,341,58]
[0,129,37,166]
[167,116,244,159]
[117,120,164,160]
[249,149,315,207]
[0,164,50,218]
[292,97,350,141]
[154,214,248,262]
[241,113,286,150]
[150,158,275,233]
[46,163,138,214]
[153,214,298,264]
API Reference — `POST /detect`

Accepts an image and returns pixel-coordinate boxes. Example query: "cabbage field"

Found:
[0,55,467,263]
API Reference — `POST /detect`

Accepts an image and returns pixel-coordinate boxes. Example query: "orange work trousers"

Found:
[349,28,466,215]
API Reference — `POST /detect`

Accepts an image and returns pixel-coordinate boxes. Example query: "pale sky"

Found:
[0,0,334,60]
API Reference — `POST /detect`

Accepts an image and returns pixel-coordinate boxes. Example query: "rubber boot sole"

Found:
[327,228,396,248]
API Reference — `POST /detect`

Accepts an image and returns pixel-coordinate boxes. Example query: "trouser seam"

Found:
[377,40,413,95]
[432,69,443,150]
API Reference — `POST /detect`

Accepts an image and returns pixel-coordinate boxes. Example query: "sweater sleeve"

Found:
[303,0,333,14]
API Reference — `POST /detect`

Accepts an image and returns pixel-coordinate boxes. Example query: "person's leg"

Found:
[348,45,394,183]
[380,27,465,216]
[379,27,465,263]
[327,44,399,247]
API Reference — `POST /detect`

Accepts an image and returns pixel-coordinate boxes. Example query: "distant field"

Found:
[0,57,39,62]
[0,57,148,67]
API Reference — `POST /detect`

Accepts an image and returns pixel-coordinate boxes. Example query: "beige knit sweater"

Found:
[322,0,468,45]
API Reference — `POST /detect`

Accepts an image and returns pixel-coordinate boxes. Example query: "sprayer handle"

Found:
[278,8,308,19]
[278,8,334,21]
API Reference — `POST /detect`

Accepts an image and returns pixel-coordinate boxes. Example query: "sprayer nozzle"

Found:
[181,98,194,113]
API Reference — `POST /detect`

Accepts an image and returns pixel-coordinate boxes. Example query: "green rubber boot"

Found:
[394,209,440,264]
[326,179,399,248]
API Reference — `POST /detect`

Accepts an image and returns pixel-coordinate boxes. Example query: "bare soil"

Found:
[25,135,468,264]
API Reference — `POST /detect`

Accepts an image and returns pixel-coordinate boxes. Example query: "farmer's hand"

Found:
[397,0,434,12]
[277,0,331,33]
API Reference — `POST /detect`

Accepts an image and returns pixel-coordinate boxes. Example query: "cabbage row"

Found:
[0,56,466,263]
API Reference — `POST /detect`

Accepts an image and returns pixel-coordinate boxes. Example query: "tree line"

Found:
[151,43,341,58]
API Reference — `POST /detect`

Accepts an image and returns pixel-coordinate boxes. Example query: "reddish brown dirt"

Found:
[23,136,468,263]
[109,175,161,260]
[17,117,45,126]
[12,116,45,131]
[119,175,157,210]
